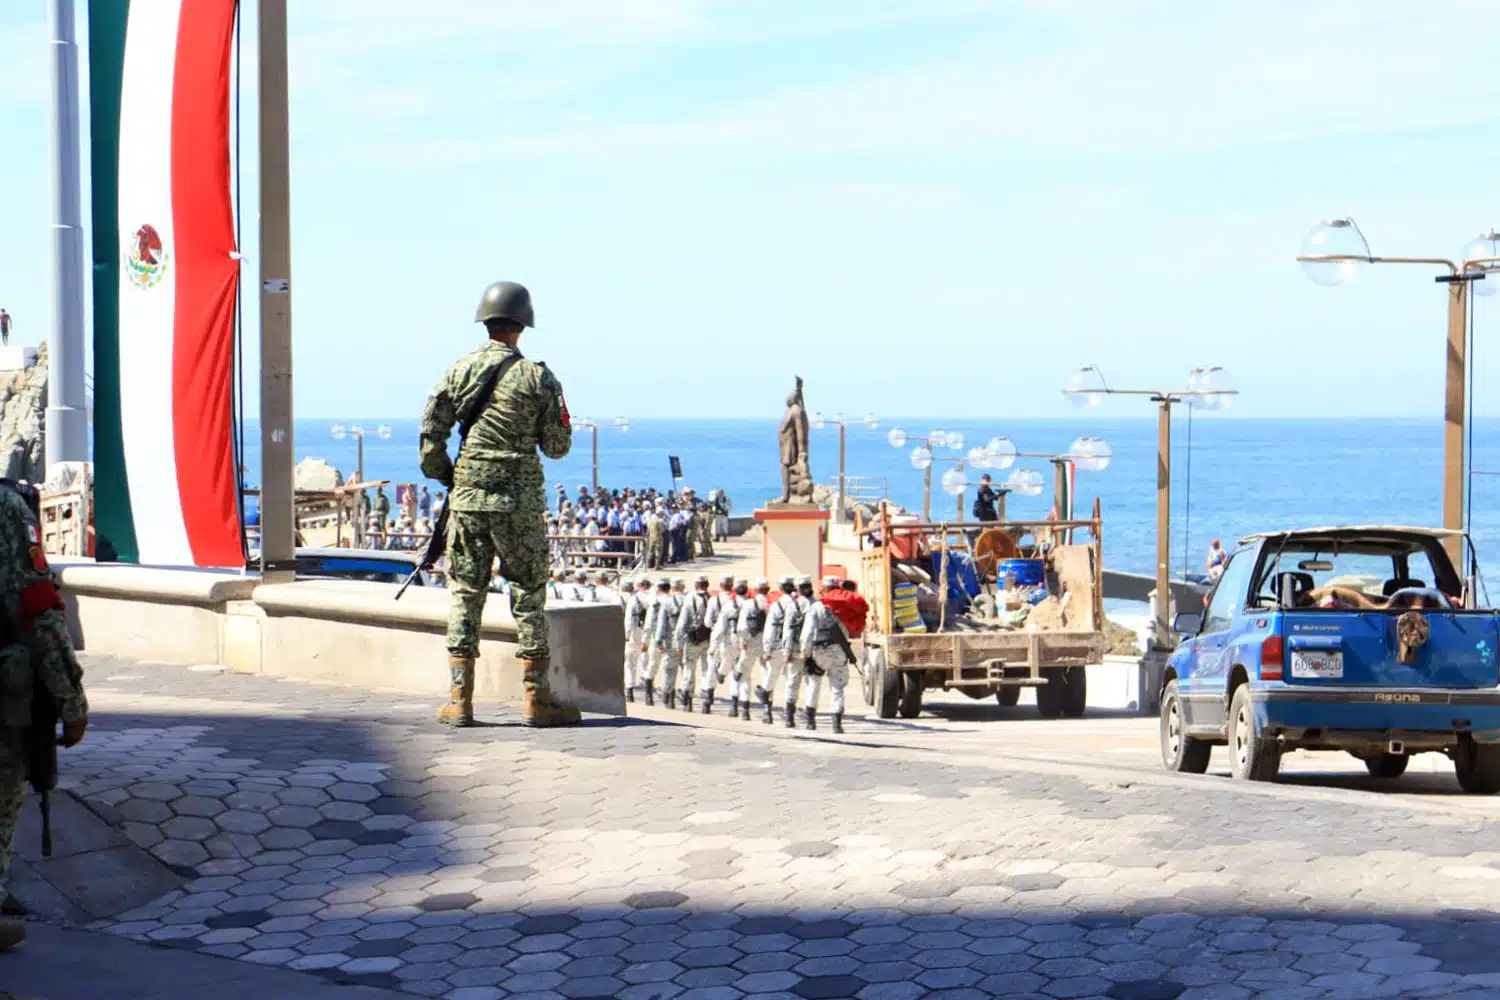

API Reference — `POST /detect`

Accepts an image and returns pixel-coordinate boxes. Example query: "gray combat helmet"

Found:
[474,281,535,328]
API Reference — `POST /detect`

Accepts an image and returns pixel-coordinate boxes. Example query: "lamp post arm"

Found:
[1296,252,1458,274]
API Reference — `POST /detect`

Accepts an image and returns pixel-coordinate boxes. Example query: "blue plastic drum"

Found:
[997,558,1045,587]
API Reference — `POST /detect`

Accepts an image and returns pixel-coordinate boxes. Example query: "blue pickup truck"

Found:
[1161,526,1500,793]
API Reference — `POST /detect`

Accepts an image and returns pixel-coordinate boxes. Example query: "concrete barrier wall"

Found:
[56,562,626,716]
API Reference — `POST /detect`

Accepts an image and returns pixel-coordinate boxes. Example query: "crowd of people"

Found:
[620,572,868,733]
[548,484,733,571]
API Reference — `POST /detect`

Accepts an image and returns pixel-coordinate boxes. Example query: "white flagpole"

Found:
[45,0,89,477]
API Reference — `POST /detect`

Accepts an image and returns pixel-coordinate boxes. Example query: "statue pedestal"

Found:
[754,504,829,583]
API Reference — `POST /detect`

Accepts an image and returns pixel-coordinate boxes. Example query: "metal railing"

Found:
[825,475,889,508]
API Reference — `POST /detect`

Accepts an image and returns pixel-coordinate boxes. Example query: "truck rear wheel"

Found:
[995,686,1020,708]
[897,670,923,719]
[869,649,899,720]
[1036,667,1066,719]
[1060,668,1087,719]
[1455,737,1500,794]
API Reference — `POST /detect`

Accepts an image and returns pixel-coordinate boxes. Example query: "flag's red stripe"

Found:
[170,0,241,567]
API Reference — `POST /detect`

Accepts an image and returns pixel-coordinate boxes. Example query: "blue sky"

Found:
[3,0,1500,420]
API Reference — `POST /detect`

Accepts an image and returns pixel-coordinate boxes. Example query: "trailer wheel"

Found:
[1455,736,1500,794]
[1036,667,1066,719]
[869,649,899,720]
[897,670,923,719]
[995,686,1020,708]
[1060,667,1087,719]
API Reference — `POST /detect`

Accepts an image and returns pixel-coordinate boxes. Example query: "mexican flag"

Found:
[89,0,243,566]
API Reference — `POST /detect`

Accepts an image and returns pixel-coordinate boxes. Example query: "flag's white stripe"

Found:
[117,0,192,565]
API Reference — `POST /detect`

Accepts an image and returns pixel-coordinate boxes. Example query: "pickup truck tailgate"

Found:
[1282,611,1500,688]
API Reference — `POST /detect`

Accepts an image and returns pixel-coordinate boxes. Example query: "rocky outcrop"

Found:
[294,457,344,491]
[0,343,46,482]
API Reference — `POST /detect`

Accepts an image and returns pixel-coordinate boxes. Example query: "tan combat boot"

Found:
[522,659,581,727]
[0,916,26,952]
[437,656,475,727]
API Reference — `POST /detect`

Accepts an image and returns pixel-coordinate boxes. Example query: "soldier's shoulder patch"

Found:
[29,544,48,573]
[26,524,38,545]
[557,393,571,427]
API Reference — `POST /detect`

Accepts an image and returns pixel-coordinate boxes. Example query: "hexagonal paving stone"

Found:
[1105,982,1185,1000]
[784,841,837,858]
[789,919,854,941]
[481,865,535,883]
[625,891,689,910]
[793,974,866,999]
[345,939,412,959]
[204,910,272,931]
[515,914,582,936]
[414,892,478,913]
[736,916,798,936]
[1006,872,1065,892]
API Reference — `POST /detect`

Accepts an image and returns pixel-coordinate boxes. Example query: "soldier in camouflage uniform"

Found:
[419,281,578,728]
[0,480,89,952]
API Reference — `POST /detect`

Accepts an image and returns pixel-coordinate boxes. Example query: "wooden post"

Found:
[1444,279,1468,564]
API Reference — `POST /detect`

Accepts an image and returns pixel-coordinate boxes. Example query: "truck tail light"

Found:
[1260,635,1283,681]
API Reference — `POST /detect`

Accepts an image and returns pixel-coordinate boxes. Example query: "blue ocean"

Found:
[239,418,1500,588]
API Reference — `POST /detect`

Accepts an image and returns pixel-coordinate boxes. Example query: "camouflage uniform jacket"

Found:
[0,484,87,729]
[419,342,572,513]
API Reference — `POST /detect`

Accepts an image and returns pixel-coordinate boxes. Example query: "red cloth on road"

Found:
[820,587,869,638]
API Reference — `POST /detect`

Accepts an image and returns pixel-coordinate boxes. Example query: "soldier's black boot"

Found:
[627,686,635,703]
[702,691,714,714]
[762,698,774,725]
[644,679,655,706]
[754,685,768,705]
[729,695,739,718]
[664,688,675,710]
[832,711,844,734]
[683,691,694,712]
[784,701,797,729]
[804,707,817,731]
[740,699,751,721]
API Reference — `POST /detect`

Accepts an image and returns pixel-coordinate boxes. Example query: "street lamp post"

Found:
[1296,219,1500,557]
[810,412,878,523]
[886,427,970,519]
[1006,437,1114,544]
[574,417,629,493]
[331,423,390,545]
[1064,366,1236,653]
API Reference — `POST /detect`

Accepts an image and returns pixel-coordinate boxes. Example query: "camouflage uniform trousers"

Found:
[677,640,709,698]
[758,647,787,703]
[446,509,551,660]
[0,743,23,908]
[624,624,647,689]
[646,642,681,692]
[729,639,760,702]
[803,645,850,714]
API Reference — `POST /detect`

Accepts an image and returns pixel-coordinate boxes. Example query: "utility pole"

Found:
[258,0,295,582]
[45,0,89,475]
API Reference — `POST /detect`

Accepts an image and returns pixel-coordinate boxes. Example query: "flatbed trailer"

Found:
[854,501,1107,719]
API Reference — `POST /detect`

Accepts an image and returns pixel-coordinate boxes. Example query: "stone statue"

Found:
[777,375,813,505]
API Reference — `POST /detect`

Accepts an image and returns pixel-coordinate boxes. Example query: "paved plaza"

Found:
[10,655,1500,999]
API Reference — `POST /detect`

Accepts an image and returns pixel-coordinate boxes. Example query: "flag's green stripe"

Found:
[88,0,137,563]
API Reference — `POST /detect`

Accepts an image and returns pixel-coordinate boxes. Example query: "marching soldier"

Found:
[798,575,859,733]
[734,578,771,722]
[676,575,712,712]
[651,578,687,708]
[419,280,578,728]
[759,575,796,725]
[779,575,815,729]
[623,574,651,701]
[702,573,737,710]
[0,480,89,952]
[641,577,672,705]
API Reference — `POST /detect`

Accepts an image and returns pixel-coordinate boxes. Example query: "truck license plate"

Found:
[1291,650,1343,679]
